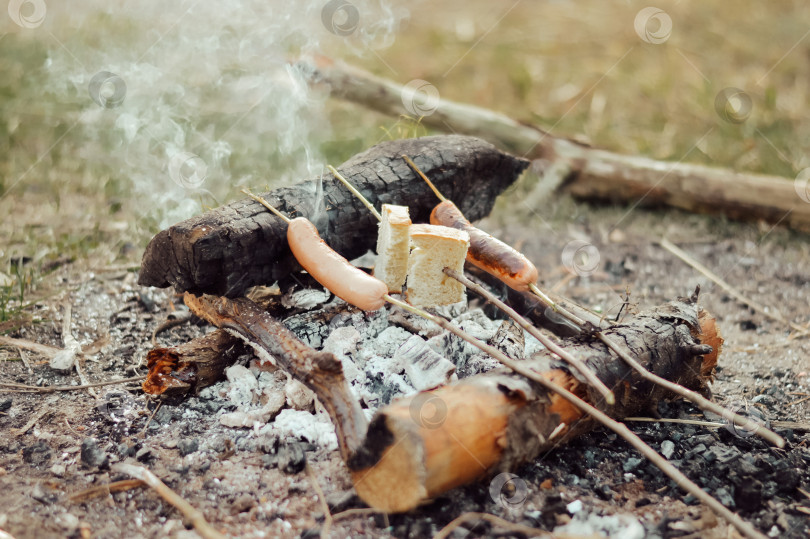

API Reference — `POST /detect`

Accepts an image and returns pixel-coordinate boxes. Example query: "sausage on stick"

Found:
[241,189,388,312]
[401,155,558,309]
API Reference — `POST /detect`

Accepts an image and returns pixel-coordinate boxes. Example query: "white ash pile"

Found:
[200,285,548,451]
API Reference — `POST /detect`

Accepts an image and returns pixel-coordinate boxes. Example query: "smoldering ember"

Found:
[2,4,810,539]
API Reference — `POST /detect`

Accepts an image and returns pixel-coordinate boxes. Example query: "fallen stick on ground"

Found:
[447,269,785,448]
[659,237,810,338]
[299,57,810,234]
[0,336,61,358]
[69,479,145,502]
[111,463,224,539]
[182,293,369,462]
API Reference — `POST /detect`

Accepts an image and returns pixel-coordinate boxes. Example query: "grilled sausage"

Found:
[430,201,539,292]
[287,217,388,311]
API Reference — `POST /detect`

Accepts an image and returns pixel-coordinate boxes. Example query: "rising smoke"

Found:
[19,0,406,228]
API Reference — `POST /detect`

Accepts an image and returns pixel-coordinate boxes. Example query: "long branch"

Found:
[300,57,810,234]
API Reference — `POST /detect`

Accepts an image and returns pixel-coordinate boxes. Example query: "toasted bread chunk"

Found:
[374,204,412,293]
[406,224,470,307]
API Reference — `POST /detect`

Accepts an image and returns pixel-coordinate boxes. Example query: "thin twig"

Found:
[595,331,785,448]
[447,268,614,405]
[402,155,447,202]
[69,479,146,502]
[13,398,56,436]
[17,347,32,373]
[659,237,809,337]
[0,375,146,393]
[433,512,552,539]
[241,188,291,223]
[0,336,60,358]
[328,165,382,221]
[151,312,192,346]
[624,417,725,428]
[111,463,224,539]
[331,508,387,522]
[384,294,767,539]
[305,463,333,539]
[139,401,162,439]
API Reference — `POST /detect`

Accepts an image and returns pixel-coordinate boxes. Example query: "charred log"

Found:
[139,135,530,297]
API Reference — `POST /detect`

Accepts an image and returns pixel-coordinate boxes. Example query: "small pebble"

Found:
[177,438,199,456]
[80,438,109,469]
[0,398,12,412]
[623,458,643,473]
[566,500,583,514]
[660,440,675,459]
[50,463,66,477]
[278,443,306,474]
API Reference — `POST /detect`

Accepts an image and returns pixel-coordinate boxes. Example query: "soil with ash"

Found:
[1,202,808,539]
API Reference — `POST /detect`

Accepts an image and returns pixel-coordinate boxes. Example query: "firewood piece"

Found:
[348,297,710,506]
[302,57,810,234]
[142,330,248,397]
[351,297,768,539]
[182,293,368,462]
[138,135,529,297]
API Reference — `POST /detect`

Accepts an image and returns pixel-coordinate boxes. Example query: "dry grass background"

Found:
[1,0,809,327]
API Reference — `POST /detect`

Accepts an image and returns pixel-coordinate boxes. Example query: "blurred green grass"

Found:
[0,0,808,326]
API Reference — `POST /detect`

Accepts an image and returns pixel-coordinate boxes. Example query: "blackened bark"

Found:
[139,135,529,297]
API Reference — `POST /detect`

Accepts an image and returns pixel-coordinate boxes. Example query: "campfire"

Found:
[136,134,782,539]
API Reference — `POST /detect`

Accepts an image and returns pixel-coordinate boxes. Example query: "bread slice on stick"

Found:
[406,224,470,307]
[374,204,412,293]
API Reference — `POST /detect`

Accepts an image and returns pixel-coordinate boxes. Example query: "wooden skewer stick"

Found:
[448,269,786,449]
[382,294,767,539]
[327,165,383,221]
[444,268,614,403]
[333,166,614,404]
[242,188,291,223]
[401,155,446,202]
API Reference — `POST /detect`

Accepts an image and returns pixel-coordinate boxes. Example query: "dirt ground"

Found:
[1,195,808,539]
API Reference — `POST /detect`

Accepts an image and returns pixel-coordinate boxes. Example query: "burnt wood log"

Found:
[138,135,530,297]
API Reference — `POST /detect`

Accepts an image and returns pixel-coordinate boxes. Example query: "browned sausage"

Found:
[287,217,388,311]
[430,201,539,292]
